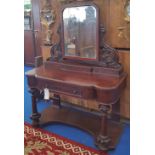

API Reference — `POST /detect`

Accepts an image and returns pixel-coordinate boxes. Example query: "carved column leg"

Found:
[95,104,112,151]
[29,88,41,127]
[52,94,61,108]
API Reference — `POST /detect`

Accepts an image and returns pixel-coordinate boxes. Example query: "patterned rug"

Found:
[24,123,108,155]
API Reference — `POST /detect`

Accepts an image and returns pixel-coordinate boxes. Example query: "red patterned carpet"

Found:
[24,123,108,155]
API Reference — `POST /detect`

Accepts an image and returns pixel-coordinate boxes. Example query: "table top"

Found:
[26,65,126,90]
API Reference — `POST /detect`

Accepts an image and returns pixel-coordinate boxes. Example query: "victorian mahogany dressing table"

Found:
[26,0,127,151]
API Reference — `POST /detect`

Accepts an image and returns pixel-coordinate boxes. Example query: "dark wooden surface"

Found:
[40,105,123,150]
[26,62,126,104]
[26,0,127,150]
[40,47,130,119]
[40,0,130,119]
[26,60,126,150]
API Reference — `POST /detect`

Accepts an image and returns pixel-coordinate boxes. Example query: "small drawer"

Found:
[50,84,81,97]
[41,79,82,97]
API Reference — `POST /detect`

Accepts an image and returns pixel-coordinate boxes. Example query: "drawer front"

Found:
[38,78,82,98]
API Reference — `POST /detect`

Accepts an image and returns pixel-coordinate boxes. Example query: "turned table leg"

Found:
[95,104,112,151]
[29,88,41,127]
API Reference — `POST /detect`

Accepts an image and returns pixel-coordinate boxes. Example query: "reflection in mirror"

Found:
[63,6,97,59]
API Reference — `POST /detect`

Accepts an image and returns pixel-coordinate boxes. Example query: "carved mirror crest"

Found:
[50,0,121,69]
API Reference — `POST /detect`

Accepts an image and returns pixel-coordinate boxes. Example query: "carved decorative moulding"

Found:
[100,43,121,68]
[99,25,120,68]
[50,0,122,69]
[50,25,62,62]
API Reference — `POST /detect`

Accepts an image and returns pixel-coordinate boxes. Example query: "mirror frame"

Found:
[61,2,99,62]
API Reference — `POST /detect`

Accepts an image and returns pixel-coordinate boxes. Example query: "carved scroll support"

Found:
[29,88,41,127]
[50,25,62,61]
[95,103,112,151]
[99,25,121,69]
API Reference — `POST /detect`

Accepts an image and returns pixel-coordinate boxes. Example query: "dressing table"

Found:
[26,0,127,151]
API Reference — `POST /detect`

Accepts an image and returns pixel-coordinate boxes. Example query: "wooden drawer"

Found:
[38,78,82,98]
[36,77,95,99]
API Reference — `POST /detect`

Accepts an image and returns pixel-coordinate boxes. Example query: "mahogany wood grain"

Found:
[40,105,123,150]
[26,57,126,150]
[41,0,130,51]
[26,62,126,103]
[27,0,128,150]
[40,49,129,118]
[40,0,130,118]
